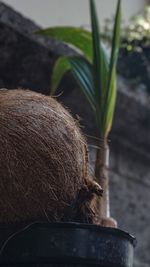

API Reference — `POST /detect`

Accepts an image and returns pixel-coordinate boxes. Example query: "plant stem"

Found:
[94,138,110,222]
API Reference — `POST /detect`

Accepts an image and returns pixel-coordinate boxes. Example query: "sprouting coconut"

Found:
[0,89,102,224]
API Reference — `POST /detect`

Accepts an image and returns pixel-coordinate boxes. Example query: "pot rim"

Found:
[3,221,136,247]
[0,221,136,266]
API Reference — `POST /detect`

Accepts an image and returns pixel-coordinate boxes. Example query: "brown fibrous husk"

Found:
[0,89,102,224]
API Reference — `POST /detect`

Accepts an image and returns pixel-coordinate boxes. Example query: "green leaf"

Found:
[51,56,71,95]
[89,0,110,135]
[36,27,92,61]
[69,56,96,111]
[90,0,102,106]
[105,70,117,135]
[36,26,109,69]
[104,0,121,136]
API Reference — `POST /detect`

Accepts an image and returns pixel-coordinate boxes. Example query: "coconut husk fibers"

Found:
[0,89,102,224]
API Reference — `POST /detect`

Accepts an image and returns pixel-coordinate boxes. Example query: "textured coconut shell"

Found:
[0,89,102,224]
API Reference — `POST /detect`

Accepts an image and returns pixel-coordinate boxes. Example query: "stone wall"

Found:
[0,2,149,266]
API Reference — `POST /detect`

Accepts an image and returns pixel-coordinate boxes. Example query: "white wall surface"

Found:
[3,0,147,28]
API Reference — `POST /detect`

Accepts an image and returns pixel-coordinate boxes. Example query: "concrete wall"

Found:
[3,0,147,28]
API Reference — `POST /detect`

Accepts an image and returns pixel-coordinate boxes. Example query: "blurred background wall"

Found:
[3,0,148,28]
[0,1,149,267]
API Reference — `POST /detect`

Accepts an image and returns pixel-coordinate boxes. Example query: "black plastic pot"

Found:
[0,222,136,267]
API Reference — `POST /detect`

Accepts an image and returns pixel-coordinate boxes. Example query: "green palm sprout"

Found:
[37,0,121,225]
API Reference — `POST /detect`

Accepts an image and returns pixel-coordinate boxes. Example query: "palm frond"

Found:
[103,0,121,136]
[51,56,71,95]
[36,27,92,61]
[38,0,121,138]
[69,56,96,111]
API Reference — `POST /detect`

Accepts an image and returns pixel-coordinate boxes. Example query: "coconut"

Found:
[0,89,102,224]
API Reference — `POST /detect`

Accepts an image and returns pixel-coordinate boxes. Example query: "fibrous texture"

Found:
[0,89,101,223]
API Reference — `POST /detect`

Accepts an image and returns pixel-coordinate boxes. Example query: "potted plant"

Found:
[0,1,136,266]
[37,0,120,227]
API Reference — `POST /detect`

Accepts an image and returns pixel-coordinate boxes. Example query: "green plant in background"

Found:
[102,5,150,51]
[37,0,121,226]
[124,6,150,43]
